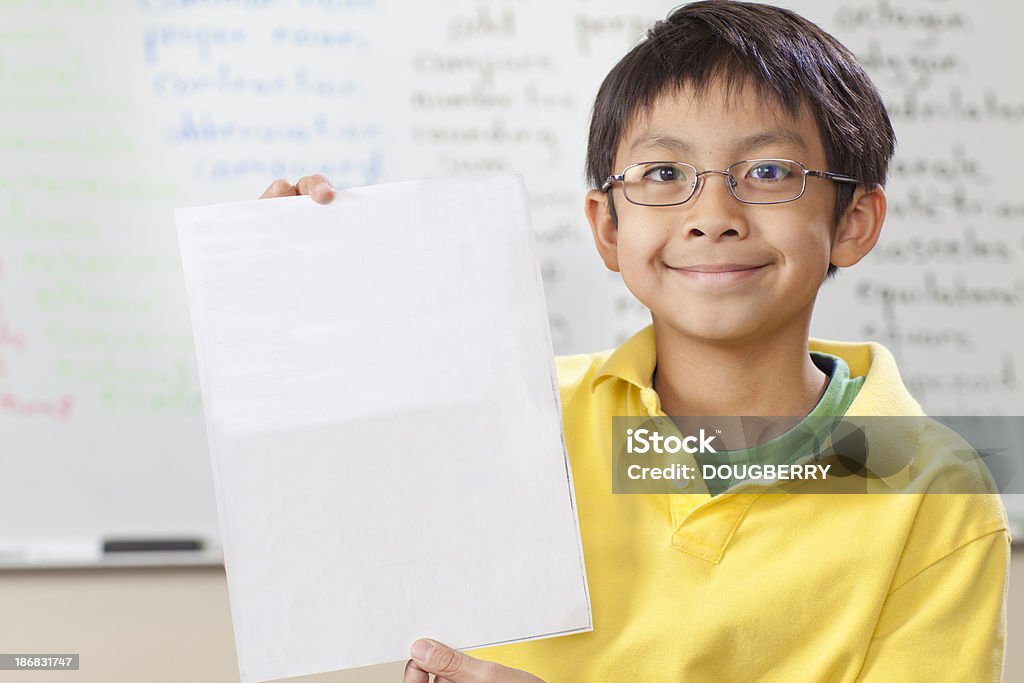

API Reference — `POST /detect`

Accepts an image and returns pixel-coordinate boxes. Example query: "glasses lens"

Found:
[622,163,697,205]
[729,160,804,203]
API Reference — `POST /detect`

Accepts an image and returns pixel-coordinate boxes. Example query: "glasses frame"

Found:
[601,158,863,206]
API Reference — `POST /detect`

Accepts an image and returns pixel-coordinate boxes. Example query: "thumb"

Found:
[410,638,489,682]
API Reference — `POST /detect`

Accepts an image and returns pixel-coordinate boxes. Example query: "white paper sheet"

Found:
[174,174,592,682]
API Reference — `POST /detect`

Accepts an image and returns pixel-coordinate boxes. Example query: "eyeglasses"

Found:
[601,159,862,206]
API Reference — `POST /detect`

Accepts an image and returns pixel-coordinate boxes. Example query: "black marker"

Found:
[103,538,204,553]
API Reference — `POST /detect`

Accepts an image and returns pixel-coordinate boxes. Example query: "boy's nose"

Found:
[681,171,749,240]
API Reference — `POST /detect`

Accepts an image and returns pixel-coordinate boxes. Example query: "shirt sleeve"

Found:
[856,529,1010,682]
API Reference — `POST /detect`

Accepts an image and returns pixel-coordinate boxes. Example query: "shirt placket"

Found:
[636,385,755,564]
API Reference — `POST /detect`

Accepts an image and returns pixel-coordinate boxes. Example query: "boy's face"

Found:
[588,79,863,346]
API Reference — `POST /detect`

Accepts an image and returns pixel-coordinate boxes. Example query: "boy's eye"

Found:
[745,161,792,181]
[642,164,688,182]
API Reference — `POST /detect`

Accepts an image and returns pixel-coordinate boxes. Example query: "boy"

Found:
[262,2,1009,681]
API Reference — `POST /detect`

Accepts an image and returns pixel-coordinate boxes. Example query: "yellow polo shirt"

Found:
[472,325,1010,681]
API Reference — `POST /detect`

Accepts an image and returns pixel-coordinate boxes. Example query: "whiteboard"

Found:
[1,0,1022,563]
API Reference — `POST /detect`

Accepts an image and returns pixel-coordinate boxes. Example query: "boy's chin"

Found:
[651,312,782,347]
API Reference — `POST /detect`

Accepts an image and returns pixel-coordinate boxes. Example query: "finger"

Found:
[410,639,490,683]
[402,658,430,683]
[259,178,298,199]
[294,174,335,204]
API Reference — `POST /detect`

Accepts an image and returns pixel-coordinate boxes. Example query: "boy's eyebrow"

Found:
[737,129,810,154]
[625,129,810,160]
[625,133,696,157]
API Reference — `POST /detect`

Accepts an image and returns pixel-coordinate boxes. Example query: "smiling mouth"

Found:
[672,263,768,273]
[668,263,769,283]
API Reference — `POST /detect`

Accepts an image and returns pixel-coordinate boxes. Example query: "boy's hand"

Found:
[404,639,545,683]
[259,174,335,204]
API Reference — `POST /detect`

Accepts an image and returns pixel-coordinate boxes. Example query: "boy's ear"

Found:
[585,189,620,272]
[831,185,887,268]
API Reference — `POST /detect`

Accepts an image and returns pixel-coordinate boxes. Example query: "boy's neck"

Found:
[650,318,829,418]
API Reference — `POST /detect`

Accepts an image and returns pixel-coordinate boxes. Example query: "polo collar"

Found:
[810,339,924,492]
[592,327,923,492]
[588,325,658,393]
